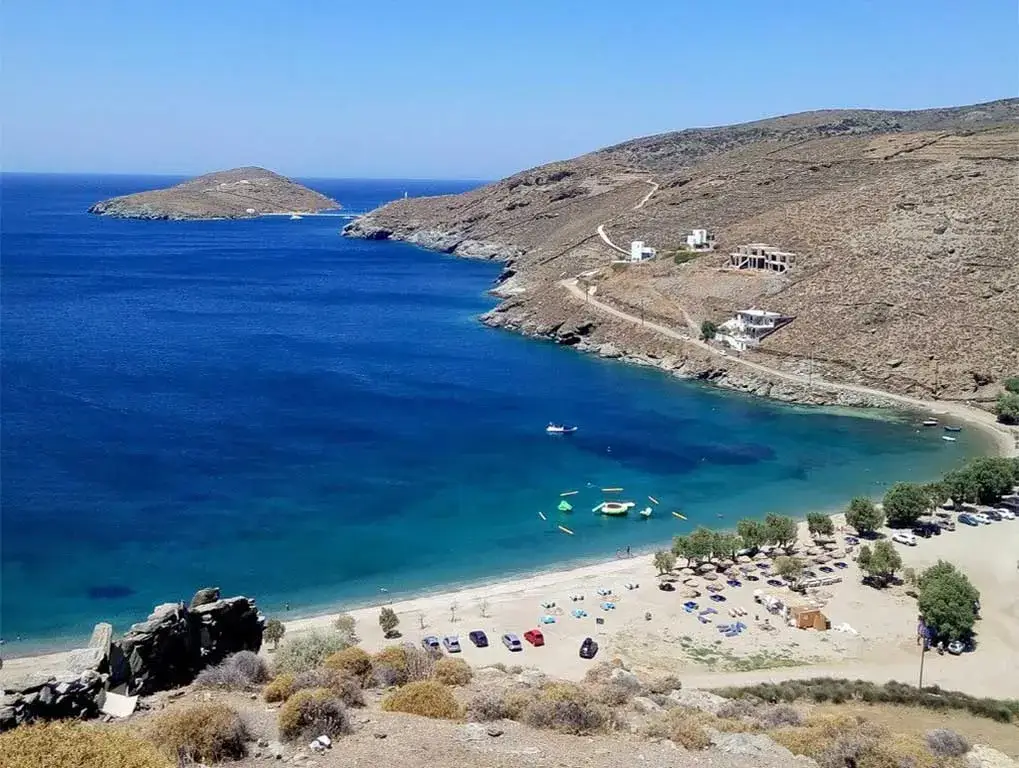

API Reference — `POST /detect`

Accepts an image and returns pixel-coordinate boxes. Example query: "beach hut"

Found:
[790,605,830,631]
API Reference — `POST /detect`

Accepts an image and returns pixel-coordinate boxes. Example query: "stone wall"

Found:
[1,587,264,730]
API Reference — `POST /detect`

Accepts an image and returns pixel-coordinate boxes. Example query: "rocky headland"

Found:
[88,166,338,220]
[343,99,1019,420]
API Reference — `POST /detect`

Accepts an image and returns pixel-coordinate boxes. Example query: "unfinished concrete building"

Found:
[728,243,796,273]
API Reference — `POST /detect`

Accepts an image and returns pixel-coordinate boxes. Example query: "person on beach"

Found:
[626,545,631,557]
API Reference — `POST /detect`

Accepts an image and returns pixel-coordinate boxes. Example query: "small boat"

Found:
[538,511,547,521]
[944,426,962,433]
[289,214,303,220]
[601,487,623,492]
[546,423,578,434]
[639,507,652,519]
[922,419,939,427]
[672,511,687,520]
[598,501,635,516]
[558,500,573,512]
[560,490,578,497]
[648,495,660,505]
[942,435,957,442]
[558,525,574,535]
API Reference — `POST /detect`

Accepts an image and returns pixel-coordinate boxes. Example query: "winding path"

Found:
[596,179,659,257]
[561,278,1016,456]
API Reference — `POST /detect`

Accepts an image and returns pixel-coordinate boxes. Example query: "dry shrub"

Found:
[263,673,296,702]
[668,714,712,750]
[756,703,803,729]
[274,632,351,675]
[292,668,364,707]
[925,728,970,757]
[521,682,615,735]
[716,697,760,721]
[371,646,409,686]
[149,702,248,763]
[594,680,636,706]
[433,657,473,686]
[506,664,523,675]
[405,646,438,682]
[278,688,351,743]
[381,680,461,719]
[644,674,683,695]
[324,647,372,682]
[194,650,270,690]
[467,689,512,721]
[582,660,621,685]
[0,720,171,768]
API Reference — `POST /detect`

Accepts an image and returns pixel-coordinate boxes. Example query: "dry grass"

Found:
[0,721,172,768]
[274,632,352,675]
[433,657,473,686]
[370,645,435,687]
[194,650,270,690]
[149,702,248,763]
[263,673,296,703]
[643,707,713,750]
[292,667,365,707]
[278,688,351,743]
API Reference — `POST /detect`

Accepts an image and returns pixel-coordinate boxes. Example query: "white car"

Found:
[996,508,1015,520]
[891,531,917,547]
[971,513,991,525]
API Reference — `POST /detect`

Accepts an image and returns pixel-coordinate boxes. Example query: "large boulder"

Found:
[190,596,264,665]
[189,587,221,610]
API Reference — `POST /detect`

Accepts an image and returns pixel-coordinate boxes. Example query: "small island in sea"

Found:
[87,166,339,220]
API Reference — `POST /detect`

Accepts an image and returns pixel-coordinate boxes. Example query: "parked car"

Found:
[958,513,979,526]
[442,636,461,653]
[972,513,991,524]
[468,630,489,648]
[891,531,917,546]
[502,633,522,652]
[997,508,1016,520]
[523,629,545,647]
[984,509,1002,521]
[911,525,931,538]
[422,636,440,652]
[936,517,956,531]
[658,581,676,592]
[947,640,966,655]
[579,637,599,659]
[912,522,940,538]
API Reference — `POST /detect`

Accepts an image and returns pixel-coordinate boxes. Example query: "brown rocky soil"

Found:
[344,100,1019,405]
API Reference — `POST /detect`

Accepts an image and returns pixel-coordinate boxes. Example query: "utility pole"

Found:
[640,298,645,328]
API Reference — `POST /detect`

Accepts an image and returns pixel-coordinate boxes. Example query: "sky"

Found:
[2,1,1016,179]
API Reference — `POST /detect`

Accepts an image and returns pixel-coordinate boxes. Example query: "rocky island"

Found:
[88,166,338,220]
[344,99,1019,419]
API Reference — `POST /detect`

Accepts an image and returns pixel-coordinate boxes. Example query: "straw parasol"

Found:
[737,555,752,564]
[754,551,770,561]
[813,554,830,564]
[706,583,724,593]
[698,562,717,573]
[683,577,701,587]
[680,567,696,576]
[824,542,840,551]
[702,572,719,581]
[680,588,701,599]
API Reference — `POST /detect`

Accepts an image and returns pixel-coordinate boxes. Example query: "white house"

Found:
[728,243,795,273]
[629,240,656,262]
[717,308,791,351]
[685,228,715,251]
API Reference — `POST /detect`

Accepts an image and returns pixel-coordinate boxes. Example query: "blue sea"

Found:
[0,174,986,652]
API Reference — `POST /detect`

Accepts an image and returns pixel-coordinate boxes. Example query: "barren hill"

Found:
[345,100,1019,406]
[89,167,338,220]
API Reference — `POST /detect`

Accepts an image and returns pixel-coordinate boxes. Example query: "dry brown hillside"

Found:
[344,100,1019,404]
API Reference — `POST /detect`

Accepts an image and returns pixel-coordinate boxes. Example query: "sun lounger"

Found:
[698,615,712,624]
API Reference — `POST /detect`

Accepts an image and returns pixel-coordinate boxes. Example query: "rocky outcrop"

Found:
[89,167,338,220]
[342,216,523,263]
[0,589,264,730]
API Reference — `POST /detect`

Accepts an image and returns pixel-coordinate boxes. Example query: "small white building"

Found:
[684,228,715,251]
[729,243,795,273]
[629,240,656,262]
[717,308,792,351]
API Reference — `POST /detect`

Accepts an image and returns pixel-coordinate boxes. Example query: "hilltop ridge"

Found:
[344,99,1019,409]
[88,167,339,220]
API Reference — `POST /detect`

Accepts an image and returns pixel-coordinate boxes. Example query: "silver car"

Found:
[501,633,522,651]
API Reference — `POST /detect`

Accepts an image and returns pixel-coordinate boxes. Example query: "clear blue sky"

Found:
[3,1,1016,179]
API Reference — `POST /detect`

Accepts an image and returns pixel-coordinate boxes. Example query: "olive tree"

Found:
[882,483,929,528]
[379,607,400,637]
[653,550,677,576]
[264,617,285,650]
[845,497,884,535]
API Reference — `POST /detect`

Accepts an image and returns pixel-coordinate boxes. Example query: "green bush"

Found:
[278,688,351,742]
[264,617,285,649]
[0,721,172,768]
[263,673,296,702]
[274,631,352,675]
[292,667,365,707]
[845,497,884,534]
[381,680,461,719]
[700,320,718,341]
[1003,377,1019,394]
[882,482,929,528]
[149,703,249,763]
[324,646,373,681]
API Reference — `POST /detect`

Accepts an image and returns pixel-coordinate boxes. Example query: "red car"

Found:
[523,629,545,647]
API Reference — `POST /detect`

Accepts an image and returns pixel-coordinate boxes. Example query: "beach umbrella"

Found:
[680,588,701,599]
[680,567,696,576]
[698,563,717,573]
[824,542,840,551]
[737,555,752,564]
[702,572,719,581]
[754,551,770,561]
[739,564,756,573]
[683,577,701,586]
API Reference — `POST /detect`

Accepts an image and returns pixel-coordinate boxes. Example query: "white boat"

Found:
[639,507,652,519]
[546,423,578,435]
[922,418,938,427]
[942,435,957,442]
[289,214,303,220]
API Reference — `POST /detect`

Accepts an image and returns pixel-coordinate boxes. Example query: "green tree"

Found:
[687,526,716,562]
[700,320,718,341]
[1004,377,1019,394]
[333,613,359,644]
[764,514,798,551]
[918,561,980,641]
[712,531,743,561]
[264,617,286,650]
[653,550,677,576]
[736,519,768,552]
[845,497,884,535]
[806,512,835,539]
[941,467,979,507]
[966,457,1019,505]
[859,540,902,586]
[923,481,950,509]
[379,607,400,637]
[882,483,929,528]
[995,392,1019,425]
[773,555,805,583]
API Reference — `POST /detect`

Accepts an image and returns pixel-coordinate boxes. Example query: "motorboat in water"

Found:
[922,418,939,427]
[546,423,578,434]
[944,425,962,432]
[289,214,303,220]
[942,435,957,442]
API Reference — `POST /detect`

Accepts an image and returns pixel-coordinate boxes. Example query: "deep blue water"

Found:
[0,174,985,651]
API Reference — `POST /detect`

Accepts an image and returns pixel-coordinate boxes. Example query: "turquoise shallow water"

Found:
[0,174,987,652]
